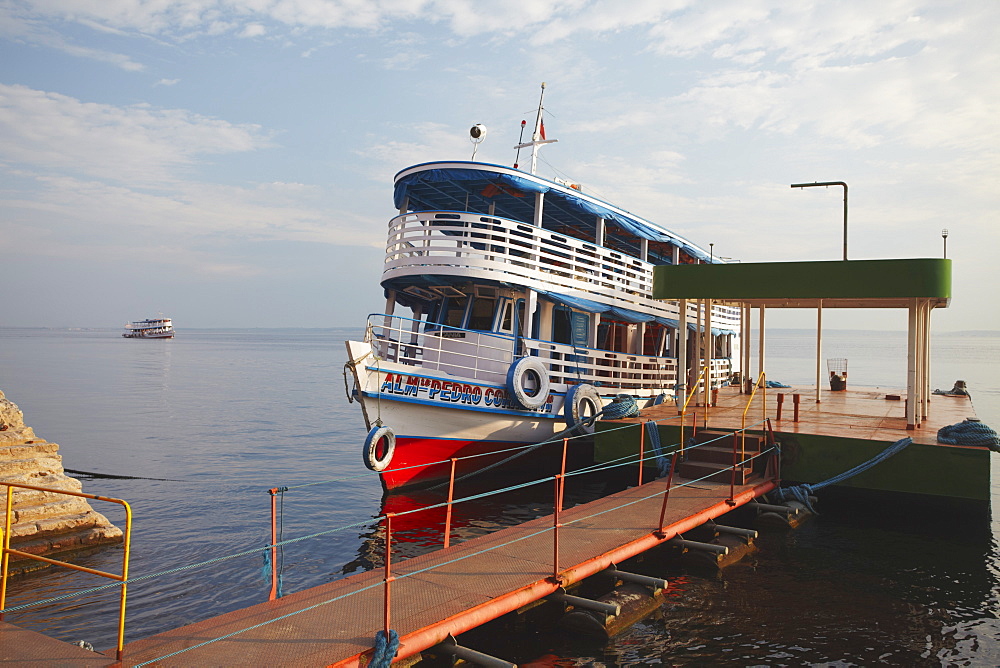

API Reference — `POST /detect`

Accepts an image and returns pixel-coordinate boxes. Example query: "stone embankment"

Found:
[0,390,123,573]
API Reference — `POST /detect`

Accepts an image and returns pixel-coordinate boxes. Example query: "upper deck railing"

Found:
[384,210,680,316]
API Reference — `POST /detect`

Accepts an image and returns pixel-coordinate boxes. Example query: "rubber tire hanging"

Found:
[506,357,551,410]
[363,425,396,471]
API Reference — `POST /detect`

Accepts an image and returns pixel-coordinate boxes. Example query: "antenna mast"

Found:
[514,82,558,174]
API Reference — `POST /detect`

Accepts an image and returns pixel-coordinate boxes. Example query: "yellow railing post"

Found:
[0,482,132,659]
[116,501,133,661]
[740,372,767,464]
[0,486,12,621]
[678,364,710,457]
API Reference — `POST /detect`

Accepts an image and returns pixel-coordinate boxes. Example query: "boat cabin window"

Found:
[496,298,525,335]
[552,305,573,345]
[498,299,513,332]
[467,296,496,331]
[441,296,469,329]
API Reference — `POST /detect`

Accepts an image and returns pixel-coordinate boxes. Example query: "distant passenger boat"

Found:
[122,317,174,339]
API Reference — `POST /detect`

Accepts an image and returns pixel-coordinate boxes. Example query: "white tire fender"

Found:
[506,357,551,410]
[363,425,395,472]
[564,383,602,435]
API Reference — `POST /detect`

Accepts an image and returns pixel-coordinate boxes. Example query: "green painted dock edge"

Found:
[652,258,951,301]
[594,422,990,503]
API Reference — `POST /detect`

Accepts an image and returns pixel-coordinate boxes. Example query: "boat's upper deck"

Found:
[392,161,714,266]
[384,162,738,325]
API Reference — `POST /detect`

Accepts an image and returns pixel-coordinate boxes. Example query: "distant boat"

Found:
[122,317,174,339]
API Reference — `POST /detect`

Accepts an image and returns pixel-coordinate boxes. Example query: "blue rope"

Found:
[770,484,817,513]
[771,436,914,514]
[644,421,671,477]
[260,548,284,598]
[603,394,639,419]
[937,419,1000,451]
[371,629,400,668]
[260,546,271,583]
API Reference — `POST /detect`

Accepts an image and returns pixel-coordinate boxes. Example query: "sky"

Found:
[0,0,997,332]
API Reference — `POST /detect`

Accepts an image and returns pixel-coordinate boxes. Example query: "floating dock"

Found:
[1,465,775,666]
[597,384,990,504]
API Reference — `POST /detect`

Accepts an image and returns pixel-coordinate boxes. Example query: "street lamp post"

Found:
[942,229,949,259]
[791,181,849,260]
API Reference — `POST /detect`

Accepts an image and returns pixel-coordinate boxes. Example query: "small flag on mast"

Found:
[539,120,546,141]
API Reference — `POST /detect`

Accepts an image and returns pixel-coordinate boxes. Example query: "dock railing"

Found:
[3,416,774,666]
[254,417,778,661]
[0,481,132,661]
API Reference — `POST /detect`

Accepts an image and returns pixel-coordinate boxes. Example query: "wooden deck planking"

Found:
[633,384,977,447]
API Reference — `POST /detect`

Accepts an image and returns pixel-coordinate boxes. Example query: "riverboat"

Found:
[122,317,174,339]
[344,85,741,490]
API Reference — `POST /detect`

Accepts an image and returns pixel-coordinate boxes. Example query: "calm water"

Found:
[1,327,998,665]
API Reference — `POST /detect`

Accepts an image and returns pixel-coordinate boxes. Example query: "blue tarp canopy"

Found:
[393,162,715,264]
[684,322,737,336]
[537,290,679,328]
[537,290,734,334]
[537,290,736,336]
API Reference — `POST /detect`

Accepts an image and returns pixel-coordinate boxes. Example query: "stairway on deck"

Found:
[678,430,764,485]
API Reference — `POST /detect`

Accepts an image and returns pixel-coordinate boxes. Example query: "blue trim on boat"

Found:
[359,390,560,418]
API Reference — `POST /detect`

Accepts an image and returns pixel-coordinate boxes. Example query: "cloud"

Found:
[5,0,583,41]
[363,122,473,179]
[239,22,266,37]
[380,50,428,70]
[0,83,272,185]
[0,83,383,283]
[0,5,146,70]
[155,78,181,86]
[1,169,383,272]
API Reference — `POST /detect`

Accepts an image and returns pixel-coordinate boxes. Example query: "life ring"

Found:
[506,357,550,410]
[363,425,395,471]
[564,383,602,435]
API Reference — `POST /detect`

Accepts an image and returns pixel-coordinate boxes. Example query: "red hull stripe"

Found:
[380,437,532,490]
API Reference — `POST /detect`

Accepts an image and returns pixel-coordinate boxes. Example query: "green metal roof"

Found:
[653,258,951,308]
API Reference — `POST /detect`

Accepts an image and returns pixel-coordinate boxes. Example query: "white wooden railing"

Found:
[365,315,733,397]
[383,211,674,315]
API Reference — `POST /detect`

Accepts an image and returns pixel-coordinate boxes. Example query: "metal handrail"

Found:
[740,371,767,461]
[0,482,133,661]
[678,364,710,456]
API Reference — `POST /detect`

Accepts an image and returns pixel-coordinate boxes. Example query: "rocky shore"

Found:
[0,390,123,574]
